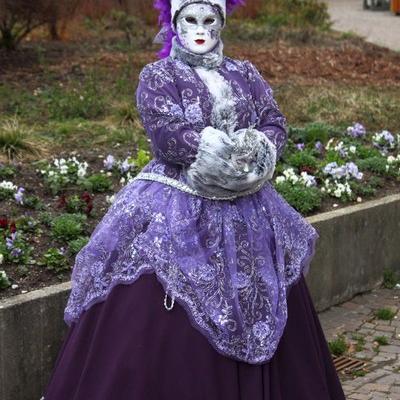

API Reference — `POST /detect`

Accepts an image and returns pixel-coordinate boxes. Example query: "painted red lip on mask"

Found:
[195,39,205,44]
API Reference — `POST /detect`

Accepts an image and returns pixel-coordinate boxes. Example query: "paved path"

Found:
[319,284,400,399]
[323,0,400,52]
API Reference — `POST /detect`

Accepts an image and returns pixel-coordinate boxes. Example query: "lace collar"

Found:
[169,36,224,69]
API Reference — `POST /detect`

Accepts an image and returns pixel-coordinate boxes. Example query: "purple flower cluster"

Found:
[315,141,324,153]
[323,161,363,180]
[296,142,305,151]
[14,187,24,205]
[373,130,396,152]
[347,123,366,138]
[103,155,115,171]
[6,232,23,258]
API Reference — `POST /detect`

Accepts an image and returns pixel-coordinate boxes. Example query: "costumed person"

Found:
[41,1,346,399]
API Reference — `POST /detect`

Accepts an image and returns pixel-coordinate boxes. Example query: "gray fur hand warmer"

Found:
[183,126,277,197]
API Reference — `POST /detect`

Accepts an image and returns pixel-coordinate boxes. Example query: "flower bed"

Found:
[0,122,399,300]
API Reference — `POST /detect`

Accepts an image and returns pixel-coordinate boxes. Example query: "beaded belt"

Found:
[130,172,266,201]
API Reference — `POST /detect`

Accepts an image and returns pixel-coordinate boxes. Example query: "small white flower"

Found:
[0,254,3,264]
[349,145,356,154]
[106,194,115,204]
[275,176,286,184]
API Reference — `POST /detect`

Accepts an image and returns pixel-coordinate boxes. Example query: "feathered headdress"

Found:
[153,0,245,59]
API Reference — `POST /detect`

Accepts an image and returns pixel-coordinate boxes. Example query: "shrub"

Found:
[358,156,389,175]
[0,0,81,50]
[68,236,89,255]
[51,213,86,242]
[0,163,16,178]
[83,173,112,193]
[286,150,319,170]
[38,248,69,274]
[288,122,333,145]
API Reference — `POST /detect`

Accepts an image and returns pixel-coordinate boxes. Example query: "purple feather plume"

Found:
[153,0,246,59]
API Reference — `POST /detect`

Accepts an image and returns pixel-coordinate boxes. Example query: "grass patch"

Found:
[383,267,400,289]
[328,334,348,356]
[0,118,43,160]
[276,84,400,132]
[374,308,396,321]
[374,335,389,346]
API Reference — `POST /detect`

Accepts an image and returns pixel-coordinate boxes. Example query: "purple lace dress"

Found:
[41,52,346,399]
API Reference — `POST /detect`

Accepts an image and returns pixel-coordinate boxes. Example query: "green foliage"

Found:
[356,145,382,159]
[38,248,69,274]
[274,180,323,214]
[349,181,376,198]
[328,334,348,356]
[288,122,334,145]
[257,0,332,31]
[382,267,400,289]
[51,213,87,242]
[351,370,367,377]
[37,211,53,227]
[42,79,106,120]
[0,185,15,201]
[0,163,16,179]
[374,335,389,346]
[22,194,45,210]
[65,194,88,214]
[368,176,385,188]
[351,334,366,352]
[0,231,33,265]
[83,173,112,193]
[358,156,388,175]
[15,216,39,233]
[0,270,11,289]
[35,157,89,195]
[68,236,89,255]
[286,150,319,170]
[374,308,396,321]
[134,149,151,170]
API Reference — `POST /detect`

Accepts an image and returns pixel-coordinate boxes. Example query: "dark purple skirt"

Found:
[42,272,345,400]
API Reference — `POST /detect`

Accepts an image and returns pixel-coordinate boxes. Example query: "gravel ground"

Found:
[323,0,400,52]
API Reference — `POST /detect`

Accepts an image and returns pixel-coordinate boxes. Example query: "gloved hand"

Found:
[230,128,277,184]
[184,126,277,198]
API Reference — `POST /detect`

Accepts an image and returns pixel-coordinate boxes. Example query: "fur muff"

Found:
[183,126,277,198]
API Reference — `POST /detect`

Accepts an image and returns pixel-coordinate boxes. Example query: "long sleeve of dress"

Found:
[243,60,288,160]
[135,64,201,168]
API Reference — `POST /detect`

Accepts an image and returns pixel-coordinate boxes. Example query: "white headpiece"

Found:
[171,0,227,25]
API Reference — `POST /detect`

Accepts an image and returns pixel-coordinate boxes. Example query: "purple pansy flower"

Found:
[347,123,366,138]
[14,187,25,205]
[103,155,115,170]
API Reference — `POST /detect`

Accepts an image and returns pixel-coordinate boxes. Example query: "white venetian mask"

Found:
[175,3,223,55]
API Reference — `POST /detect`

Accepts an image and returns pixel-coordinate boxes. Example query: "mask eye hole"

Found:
[185,16,197,24]
[204,18,216,25]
